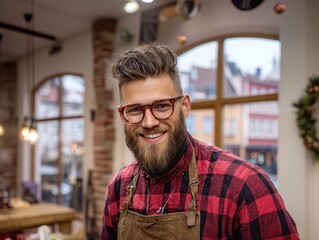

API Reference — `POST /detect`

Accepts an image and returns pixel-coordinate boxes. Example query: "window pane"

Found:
[61,75,85,117]
[186,114,196,134]
[224,38,280,97]
[61,119,84,209]
[222,101,278,185]
[35,78,60,119]
[178,42,218,101]
[37,121,59,204]
[186,110,214,145]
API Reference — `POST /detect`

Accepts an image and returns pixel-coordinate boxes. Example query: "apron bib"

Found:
[118,150,200,240]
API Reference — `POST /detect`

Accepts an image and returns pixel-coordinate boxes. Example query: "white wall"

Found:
[301,1,319,238]
[278,1,308,238]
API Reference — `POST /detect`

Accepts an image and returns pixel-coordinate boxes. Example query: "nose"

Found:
[141,108,160,128]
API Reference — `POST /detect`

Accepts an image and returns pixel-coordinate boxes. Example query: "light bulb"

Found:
[27,128,38,144]
[124,0,140,13]
[0,123,5,136]
[141,0,154,3]
[19,126,30,141]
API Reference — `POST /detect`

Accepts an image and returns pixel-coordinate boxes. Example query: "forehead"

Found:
[120,75,178,105]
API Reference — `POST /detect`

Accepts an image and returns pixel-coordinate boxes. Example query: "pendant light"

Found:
[19,0,38,144]
[0,34,5,136]
[123,0,140,13]
[19,116,30,141]
[28,117,38,144]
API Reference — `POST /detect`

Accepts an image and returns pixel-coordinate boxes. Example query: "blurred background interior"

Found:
[0,0,318,239]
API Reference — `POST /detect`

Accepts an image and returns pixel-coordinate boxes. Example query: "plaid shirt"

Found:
[101,135,299,239]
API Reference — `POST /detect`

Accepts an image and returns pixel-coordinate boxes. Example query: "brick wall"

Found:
[0,62,18,195]
[91,18,117,233]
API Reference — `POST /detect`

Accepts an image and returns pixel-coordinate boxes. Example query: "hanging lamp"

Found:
[19,116,30,141]
[18,0,38,144]
[28,117,38,144]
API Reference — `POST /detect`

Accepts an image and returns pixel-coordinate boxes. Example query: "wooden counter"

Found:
[0,203,76,234]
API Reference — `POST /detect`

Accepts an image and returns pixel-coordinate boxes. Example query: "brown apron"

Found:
[118,151,200,240]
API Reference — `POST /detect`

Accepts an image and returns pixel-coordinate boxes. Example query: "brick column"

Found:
[0,62,18,195]
[91,18,117,233]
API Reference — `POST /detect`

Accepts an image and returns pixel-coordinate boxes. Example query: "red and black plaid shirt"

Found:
[101,135,299,239]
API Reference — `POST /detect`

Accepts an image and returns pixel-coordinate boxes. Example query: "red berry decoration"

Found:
[274,2,286,14]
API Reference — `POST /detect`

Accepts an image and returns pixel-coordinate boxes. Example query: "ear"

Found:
[181,95,191,119]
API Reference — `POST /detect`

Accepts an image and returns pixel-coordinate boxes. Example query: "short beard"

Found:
[124,111,187,175]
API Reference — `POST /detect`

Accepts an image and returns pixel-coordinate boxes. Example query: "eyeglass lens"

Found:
[124,99,174,123]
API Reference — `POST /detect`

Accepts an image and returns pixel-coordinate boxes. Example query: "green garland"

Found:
[293,76,319,160]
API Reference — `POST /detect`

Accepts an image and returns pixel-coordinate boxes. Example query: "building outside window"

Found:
[203,116,212,135]
[186,114,196,134]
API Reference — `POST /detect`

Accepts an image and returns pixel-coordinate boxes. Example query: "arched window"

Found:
[33,74,85,210]
[178,34,280,184]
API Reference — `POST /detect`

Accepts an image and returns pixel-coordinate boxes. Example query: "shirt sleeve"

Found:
[236,171,300,239]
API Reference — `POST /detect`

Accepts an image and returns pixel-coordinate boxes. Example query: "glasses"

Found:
[118,95,184,124]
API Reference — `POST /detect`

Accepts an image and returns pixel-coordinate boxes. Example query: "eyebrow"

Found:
[122,97,172,106]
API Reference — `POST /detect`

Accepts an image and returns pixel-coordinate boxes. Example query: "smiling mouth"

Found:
[142,132,165,139]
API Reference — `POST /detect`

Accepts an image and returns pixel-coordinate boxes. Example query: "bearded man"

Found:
[100,43,299,240]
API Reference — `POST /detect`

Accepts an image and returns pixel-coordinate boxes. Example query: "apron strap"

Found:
[123,169,141,210]
[187,148,199,227]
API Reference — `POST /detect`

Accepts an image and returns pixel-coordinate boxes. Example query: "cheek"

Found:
[125,123,140,134]
[166,111,183,129]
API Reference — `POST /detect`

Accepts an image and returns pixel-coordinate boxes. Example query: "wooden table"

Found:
[0,203,76,234]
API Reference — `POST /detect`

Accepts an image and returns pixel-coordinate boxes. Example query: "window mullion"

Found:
[57,76,63,205]
[215,38,224,147]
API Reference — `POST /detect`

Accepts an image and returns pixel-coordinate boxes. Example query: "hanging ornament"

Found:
[274,1,286,14]
[177,34,188,45]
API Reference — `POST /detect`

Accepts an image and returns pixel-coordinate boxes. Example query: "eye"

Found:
[153,101,171,112]
[125,105,142,115]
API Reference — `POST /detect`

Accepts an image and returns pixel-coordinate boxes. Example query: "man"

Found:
[101,43,299,239]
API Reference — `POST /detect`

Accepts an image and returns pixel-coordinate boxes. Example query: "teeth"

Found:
[144,133,162,139]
